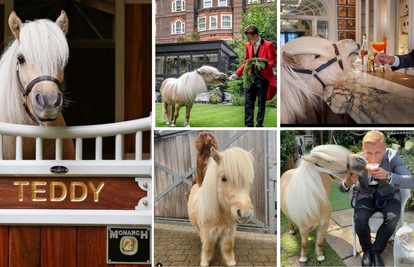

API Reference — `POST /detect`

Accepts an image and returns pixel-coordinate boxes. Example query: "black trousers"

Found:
[245,74,269,127]
[354,192,400,255]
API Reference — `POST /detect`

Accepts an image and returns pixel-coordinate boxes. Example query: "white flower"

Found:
[392,143,401,150]
[405,141,414,150]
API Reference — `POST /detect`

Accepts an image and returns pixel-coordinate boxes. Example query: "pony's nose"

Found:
[236,208,253,221]
[35,94,45,109]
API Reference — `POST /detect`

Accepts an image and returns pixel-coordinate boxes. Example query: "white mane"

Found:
[281,37,355,124]
[0,19,68,158]
[286,145,351,226]
[197,147,254,222]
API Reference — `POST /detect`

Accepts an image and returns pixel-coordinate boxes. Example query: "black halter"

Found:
[287,43,344,88]
[16,63,66,124]
[315,155,351,180]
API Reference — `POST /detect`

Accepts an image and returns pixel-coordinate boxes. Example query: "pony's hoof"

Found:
[300,261,306,266]
[318,260,325,265]
[166,122,170,125]
[185,125,191,127]
[227,260,236,266]
[171,124,176,127]
[200,261,209,267]
[289,232,296,236]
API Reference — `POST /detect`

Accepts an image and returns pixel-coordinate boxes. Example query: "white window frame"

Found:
[248,0,259,3]
[267,0,275,2]
[172,0,185,12]
[198,17,206,31]
[204,0,212,8]
[209,15,218,30]
[219,0,227,6]
[172,20,185,34]
[221,14,232,29]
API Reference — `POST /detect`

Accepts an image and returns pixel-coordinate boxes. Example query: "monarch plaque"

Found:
[107,226,151,264]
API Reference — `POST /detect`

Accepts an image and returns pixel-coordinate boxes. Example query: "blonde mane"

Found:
[197,147,255,222]
[281,37,355,124]
[0,18,68,158]
[286,145,351,226]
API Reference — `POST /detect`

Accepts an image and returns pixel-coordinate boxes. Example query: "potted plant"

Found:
[209,86,222,104]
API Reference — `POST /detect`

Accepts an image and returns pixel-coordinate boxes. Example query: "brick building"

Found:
[155,0,276,43]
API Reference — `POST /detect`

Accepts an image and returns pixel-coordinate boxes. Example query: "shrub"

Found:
[231,94,245,106]
[209,87,222,103]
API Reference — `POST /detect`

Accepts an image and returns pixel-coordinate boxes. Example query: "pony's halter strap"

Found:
[16,63,66,124]
[287,43,344,88]
[314,155,351,180]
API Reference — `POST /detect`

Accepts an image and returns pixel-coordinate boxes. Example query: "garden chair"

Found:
[348,183,410,258]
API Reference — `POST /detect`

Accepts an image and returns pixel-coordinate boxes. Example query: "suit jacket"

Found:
[391,50,414,71]
[236,38,276,101]
[338,148,414,202]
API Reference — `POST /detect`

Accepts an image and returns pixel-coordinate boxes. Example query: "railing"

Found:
[0,116,152,225]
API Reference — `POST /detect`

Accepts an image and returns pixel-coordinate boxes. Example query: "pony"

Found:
[280,145,366,265]
[185,131,218,196]
[0,11,74,160]
[281,37,360,124]
[188,147,254,266]
[161,66,227,127]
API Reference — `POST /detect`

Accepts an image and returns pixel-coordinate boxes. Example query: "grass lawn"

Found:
[280,180,350,267]
[155,103,277,127]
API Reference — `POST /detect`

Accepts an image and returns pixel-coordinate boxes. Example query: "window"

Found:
[204,0,212,8]
[221,15,232,29]
[198,17,206,31]
[172,20,185,34]
[172,0,185,12]
[267,0,275,2]
[248,0,259,3]
[219,0,227,6]
[209,16,217,29]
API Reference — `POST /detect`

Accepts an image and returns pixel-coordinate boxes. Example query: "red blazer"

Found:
[236,38,277,101]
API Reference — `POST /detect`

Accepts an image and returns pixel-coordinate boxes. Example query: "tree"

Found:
[175,22,200,43]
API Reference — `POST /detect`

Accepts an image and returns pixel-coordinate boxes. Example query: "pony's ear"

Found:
[211,147,222,164]
[9,11,22,41]
[248,149,254,154]
[56,10,69,35]
[282,51,301,68]
[302,155,318,164]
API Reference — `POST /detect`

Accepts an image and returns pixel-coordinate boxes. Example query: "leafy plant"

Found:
[175,22,200,43]
[242,59,267,87]
[209,87,222,103]
[265,95,276,108]
[226,77,244,96]
[230,94,245,106]
[281,131,296,174]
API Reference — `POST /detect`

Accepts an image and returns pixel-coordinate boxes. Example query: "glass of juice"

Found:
[366,163,379,185]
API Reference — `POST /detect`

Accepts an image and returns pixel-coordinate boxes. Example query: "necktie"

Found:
[254,44,258,55]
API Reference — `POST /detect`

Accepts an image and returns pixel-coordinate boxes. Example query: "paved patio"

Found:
[324,209,414,267]
[154,223,276,266]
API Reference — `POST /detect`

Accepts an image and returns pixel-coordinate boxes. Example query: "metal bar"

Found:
[154,179,185,203]
[72,1,104,39]
[95,136,102,160]
[76,138,83,160]
[16,136,22,160]
[154,161,183,181]
[249,217,265,228]
[36,138,43,160]
[116,134,123,160]
[55,138,62,160]
[0,117,151,139]
[136,131,143,161]
[0,134,2,160]
[218,130,248,151]
[264,131,269,230]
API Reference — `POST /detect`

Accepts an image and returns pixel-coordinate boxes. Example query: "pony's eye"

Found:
[221,177,227,182]
[315,54,320,59]
[17,55,25,65]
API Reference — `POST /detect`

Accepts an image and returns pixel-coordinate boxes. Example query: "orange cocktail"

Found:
[371,43,386,52]
[366,163,379,173]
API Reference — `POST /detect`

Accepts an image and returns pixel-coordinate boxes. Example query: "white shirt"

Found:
[254,37,261,55]
[391,56,400,67]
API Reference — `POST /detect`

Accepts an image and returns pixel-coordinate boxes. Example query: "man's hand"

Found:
[344,173,359,187]
[228,73,239,81]
[374,53,395,67]
[371,167,388,180]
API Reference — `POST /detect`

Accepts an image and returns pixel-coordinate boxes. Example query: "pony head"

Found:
[196,66,227,86]
[8,11,69,126]
[281,37,360,124]
[201,147,255,224]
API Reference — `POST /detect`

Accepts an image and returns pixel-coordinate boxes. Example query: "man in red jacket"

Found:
[228,25,276,127]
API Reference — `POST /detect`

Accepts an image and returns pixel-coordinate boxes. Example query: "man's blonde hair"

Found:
[362,131,386,146]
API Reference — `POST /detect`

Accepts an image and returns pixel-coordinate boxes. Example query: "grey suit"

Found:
[338,148,414,255]
[338,148,414,201]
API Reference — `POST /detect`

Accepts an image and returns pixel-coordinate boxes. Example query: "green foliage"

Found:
[397,139,414,209]
[226,78,245,96]
[230,94,245,106]
[281,131,295,174]
[209,87,222,103]
[242,59,267,87]
[175,22,200,43]
[265,95,276,107]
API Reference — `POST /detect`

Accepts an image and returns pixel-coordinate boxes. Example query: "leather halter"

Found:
[315,155,351,180]
[287,43,344,88]
[16,63,66,124]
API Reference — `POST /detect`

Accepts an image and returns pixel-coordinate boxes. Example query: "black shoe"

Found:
[372,254,384,267]
[361,250,373,266]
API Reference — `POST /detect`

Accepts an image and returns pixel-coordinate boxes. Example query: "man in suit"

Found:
[228,25,276,127]
[375,51,414,70]
[338,131,414,267]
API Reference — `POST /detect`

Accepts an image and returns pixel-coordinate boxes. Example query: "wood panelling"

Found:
[0,227,8,267]
[125,4,152,154]
[0,178,145,210]
[10,226,41,267]
[41,227,77,267]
